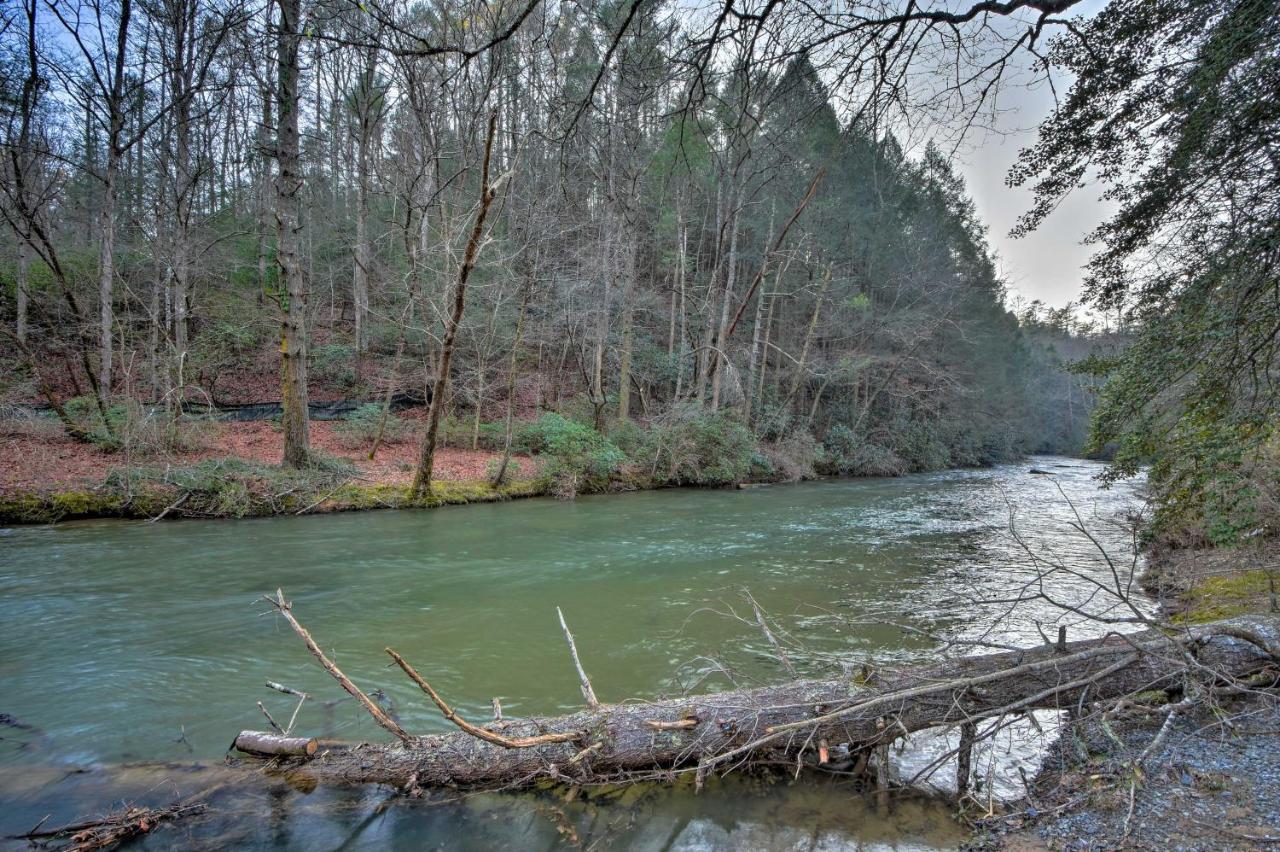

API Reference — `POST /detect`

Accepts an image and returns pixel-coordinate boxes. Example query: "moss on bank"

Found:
[0,474,553,524]
[1172,569,1279,624]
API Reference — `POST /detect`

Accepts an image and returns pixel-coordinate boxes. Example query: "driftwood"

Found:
[232,731,318,757]
[235,594,1280,793]
[15,802,207,851]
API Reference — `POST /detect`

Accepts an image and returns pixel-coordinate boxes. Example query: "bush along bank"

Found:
[0,405,1037,524]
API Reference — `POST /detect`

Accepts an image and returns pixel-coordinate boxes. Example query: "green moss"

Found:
[1173,569,1277,623]
[0,492,58,523]
[1128,689,1170,706]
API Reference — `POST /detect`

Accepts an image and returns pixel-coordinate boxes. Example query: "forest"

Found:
[0,0,1119,516]
[1,0,1278,848]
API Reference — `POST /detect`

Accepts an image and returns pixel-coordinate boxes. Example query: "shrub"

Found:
[65,395,128,451]
[61,397,215,455]
[0,404,63,440]
[106,455,357,518]
[334,403,406,449]
[639,407,755,486]
[441,415,508,451]
[310,343,357,390]
[822,424,907,476]
[761,432,823,482]
[521,412,625,498]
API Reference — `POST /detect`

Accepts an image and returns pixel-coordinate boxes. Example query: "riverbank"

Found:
[0,417,557,522]
[0,408,843,523]
[984,542,1280,851]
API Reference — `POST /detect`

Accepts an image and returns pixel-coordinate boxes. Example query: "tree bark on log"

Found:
[233,732,318,757]
[233,614,1280,791]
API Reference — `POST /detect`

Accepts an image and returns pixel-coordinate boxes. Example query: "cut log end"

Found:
[234,730,319,757]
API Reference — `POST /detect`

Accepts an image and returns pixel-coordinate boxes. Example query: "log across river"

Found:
[232,611,1280,791]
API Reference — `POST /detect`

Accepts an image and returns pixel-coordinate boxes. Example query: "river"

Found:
[0,456,1144,849]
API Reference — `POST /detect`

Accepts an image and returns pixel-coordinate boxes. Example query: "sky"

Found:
[949,0,1114,310]
[955,87,1113,310]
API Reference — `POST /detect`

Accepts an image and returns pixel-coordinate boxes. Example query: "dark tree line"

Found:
[0,0,1166,494]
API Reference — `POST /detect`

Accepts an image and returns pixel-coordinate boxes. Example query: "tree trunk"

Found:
[97,143,120,395]
[352,50,376,356]
[275,0,310,468]
[15,236,28,344]
[234,614,1280,791]
[95,0,132,396]
[708,201,740,411]
[492,280,532,487]
[410,114,499,498]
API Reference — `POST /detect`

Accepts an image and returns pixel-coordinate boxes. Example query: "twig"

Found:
[148,490,191,523]
[644,717,699,730]
[293,477,353,515]
[746,592,798,677]
[386,647,581,748]
[568,742,603,765]
[266,589,412,743]
[557,606,599,708]
[257,701,283,733]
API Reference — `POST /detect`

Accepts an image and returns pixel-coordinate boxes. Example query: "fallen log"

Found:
[232,731,318,757]
[234,599,1280,793]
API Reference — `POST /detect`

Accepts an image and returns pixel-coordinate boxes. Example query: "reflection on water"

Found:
[0,765,967,851]
[0,456,1143,848]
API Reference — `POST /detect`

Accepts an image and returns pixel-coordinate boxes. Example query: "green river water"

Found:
[0,457,1143,849]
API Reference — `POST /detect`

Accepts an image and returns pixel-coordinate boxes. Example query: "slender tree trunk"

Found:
[709,202,740,411]
[95,0,132,396]
[97,143,120,394]
[746,274,767,422]
[256,73,273,305]
[674,213,688,400]
[15,237,28,344]
[615,238,636,423]
[275,0,310,468]
[492,280,532,487]
[410,113,499,498]
[352,50,376,356]
[784,268,830,414]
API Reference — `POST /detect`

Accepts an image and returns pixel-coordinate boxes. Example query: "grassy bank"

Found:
[0,470,555,524]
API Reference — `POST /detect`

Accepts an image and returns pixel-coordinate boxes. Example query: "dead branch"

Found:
[385,647,583,749]
[557,606,599,709]
[747,592,798,677]
[264,589,412,743]
[15,802,206,851]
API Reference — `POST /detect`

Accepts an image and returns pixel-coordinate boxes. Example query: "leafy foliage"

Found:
[637,407,757,486]
[1014,0,1280,543]
[333,402,405,448]
[519,413,626,498]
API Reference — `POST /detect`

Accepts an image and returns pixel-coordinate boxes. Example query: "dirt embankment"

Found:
[0,419,530,492]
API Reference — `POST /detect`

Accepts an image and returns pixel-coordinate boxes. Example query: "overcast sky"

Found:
[956,93,1113,310]
[949,2,1113,310]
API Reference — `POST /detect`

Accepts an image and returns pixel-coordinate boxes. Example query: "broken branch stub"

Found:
[234,731,319,757]
[557,606,599,709]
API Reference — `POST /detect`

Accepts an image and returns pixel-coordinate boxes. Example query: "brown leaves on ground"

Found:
[0,418,532,493]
